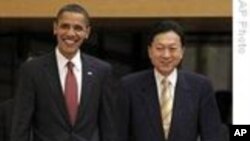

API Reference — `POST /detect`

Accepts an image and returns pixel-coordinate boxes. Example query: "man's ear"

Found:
[148,46,152,59]
[53,22,58,35]
[85,26,91,39]
[180,46,185,59]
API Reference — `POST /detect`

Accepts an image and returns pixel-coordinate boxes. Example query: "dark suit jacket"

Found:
[0,99,13,141]
[118,69,224,141]
[11,51,117,141]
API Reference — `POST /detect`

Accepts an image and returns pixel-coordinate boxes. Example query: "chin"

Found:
[65,46,77,51]
[160,69,173,75]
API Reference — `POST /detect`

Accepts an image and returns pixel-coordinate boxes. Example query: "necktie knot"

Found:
[161,78,167,85]
[161,78,170,90]
[67,61,74,70]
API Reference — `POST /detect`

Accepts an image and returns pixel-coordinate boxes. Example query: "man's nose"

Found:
[162,48,171,58]
[66,27,76,36]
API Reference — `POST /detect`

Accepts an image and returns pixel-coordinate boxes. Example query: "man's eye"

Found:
[155,46,164,50]
[169,47,177,51]
[74,26,84,31]
[60,24,69,29]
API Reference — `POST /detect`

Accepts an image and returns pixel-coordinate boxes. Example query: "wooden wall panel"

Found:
[0,0,231,18]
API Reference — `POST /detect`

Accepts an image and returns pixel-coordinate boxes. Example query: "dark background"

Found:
[0,17,232,125]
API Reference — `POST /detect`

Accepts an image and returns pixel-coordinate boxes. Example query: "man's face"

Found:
[54,11,90,59]
[148,31,184,76]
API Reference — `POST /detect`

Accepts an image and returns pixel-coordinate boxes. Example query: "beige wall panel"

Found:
[0,0,231,18]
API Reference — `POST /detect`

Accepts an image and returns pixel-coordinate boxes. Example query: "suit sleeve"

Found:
[99,65,118,141]
[116,78,130,141]
[11,64,35,141]
[0,103,4,141]
[198,79,227,141]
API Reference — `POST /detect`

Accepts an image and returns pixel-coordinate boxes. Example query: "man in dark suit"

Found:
[118,21,225,141]
[11,3,116,141]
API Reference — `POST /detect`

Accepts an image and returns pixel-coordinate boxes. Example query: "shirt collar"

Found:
[55,47,81,71]
[154,68,178,88]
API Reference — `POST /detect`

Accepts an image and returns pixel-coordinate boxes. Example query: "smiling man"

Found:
[11,4,117,141]
[118,21,225,141]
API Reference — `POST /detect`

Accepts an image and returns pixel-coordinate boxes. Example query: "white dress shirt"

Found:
[154,68,178,103]
[55,48,82,103]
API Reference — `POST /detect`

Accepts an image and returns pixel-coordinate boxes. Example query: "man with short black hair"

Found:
[11,3,117,141]
[118,20,225,141]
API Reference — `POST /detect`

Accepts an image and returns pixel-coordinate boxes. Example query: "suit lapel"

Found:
[139,70,166,141]
[168,71,193,140]
[42,52,69,122]
[141,70,194,141]
[42,52,96,127]
[75,54,96,123]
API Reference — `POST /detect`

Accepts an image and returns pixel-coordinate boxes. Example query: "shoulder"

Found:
[81,54,113,79]
[178,70,213,90]
[82,53,111,69]
[18,52,54,73]
[179,70,211,83]
[122,69,153,84]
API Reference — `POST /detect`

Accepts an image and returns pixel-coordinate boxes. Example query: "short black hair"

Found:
[147,20,185,47]
[55,3,90,26]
